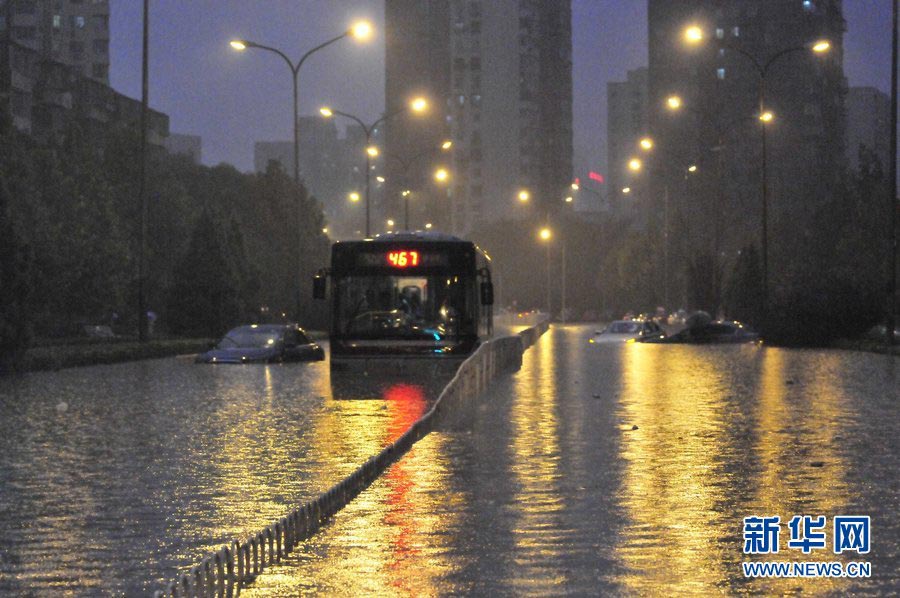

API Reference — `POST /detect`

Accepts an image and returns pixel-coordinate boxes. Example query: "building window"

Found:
[716,28,724,39]
[732,26,740,37]
[717,67,726,80]
[73,15,86,28]
[52,14,61,28]
[0,16,5,32]
[802,0,814,11]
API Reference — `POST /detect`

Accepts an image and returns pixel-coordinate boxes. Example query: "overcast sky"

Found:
[109,0,893,176]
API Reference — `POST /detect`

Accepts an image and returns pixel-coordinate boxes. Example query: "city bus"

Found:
[313,232,494,370]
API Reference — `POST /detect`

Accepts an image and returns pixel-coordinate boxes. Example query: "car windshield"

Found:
[217,328,282,349]
[607,321,641,334]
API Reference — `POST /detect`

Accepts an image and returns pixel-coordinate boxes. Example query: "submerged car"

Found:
[195,324,325,363]
[589,319,666,344]
[642,320,759,344]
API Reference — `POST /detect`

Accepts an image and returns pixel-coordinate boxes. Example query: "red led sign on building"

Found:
[387,250,420,267]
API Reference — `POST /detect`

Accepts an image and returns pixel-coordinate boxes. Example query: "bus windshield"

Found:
[334,274,474,340]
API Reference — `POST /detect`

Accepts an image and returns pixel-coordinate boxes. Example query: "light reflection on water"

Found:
[241,326,898,596]
[0,351,450,596]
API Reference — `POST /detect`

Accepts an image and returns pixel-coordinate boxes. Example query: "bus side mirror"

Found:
[480,281,494,306]
[313,275,326,300]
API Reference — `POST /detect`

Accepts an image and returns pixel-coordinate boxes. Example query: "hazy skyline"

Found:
[110,1,893,177]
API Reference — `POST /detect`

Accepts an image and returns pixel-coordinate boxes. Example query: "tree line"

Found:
[0,115,329,369]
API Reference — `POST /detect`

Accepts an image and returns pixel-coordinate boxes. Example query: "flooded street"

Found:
[0,350,450,595]
[242,325,899,596]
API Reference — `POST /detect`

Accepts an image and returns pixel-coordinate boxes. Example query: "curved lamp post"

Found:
[320,98,428,237]
[230,21,372,321]
[683,26,830,322]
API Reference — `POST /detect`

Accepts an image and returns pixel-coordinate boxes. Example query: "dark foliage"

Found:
[0,118,330,349]
[723,245,763,328]
[166,211,241,338]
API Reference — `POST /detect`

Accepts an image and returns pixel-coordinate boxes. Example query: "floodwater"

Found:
[0,349,451,595]
[240,325,899,597]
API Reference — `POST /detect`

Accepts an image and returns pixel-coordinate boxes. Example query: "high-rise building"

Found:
[383,0,451,230]
[1,0,109,82]
[384,0,573,234]
[1,0,168,142]
[607,67,649,215]
[647,0,846,295]
[845,86,890,173]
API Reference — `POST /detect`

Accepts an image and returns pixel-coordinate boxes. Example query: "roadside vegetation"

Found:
[0,114,329,373]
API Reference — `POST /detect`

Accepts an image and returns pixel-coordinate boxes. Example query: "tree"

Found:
[0,177,32,371]
[166,211,241,337]
[723,245,763,327]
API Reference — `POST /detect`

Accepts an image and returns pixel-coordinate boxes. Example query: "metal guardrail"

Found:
[153,319,549,597]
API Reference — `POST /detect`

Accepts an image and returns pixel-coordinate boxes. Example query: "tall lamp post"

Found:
[137,0,149,341]
[683,26,830,322]
[230,22,372,185]
[320,98,429,237]
[230,22,372,322]
[665,94,760,314]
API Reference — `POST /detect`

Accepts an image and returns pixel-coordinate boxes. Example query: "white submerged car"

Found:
[589,319,666,344]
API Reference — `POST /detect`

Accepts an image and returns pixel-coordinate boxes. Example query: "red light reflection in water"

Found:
[381,383,428,591]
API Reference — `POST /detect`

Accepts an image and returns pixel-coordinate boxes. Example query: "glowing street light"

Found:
[434,167,450,183]
[425,223,433,229]
[319,107,333,117]
[565,196,574,203]
[441,140,453,150]
[639,137,654,151]
[410,97,428,113]
[229,40,247,51]
[387,219,395,228]
[539,227,552,241]
[628,158,642,172]
[812,40,831,53]
[684,25,704,44]
[759,111,774,123]
[666,95,683,110]
[571,182,580,190]
[622,187,632,194]
[350,21,373,41]
[366,145,380,157]
[687,164,698,173]
[348,192,361,202]
[518,189,530,202]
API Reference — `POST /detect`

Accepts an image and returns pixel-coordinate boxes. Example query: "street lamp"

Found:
[348,191,361,203]
[320,96,429,236]
[639,137,654,151]
[667,95,683,110]
[628,158,643,172]
[229,22,372,321]
[681,25,831,324]
[518,189,531,203]
[622,187,632,194]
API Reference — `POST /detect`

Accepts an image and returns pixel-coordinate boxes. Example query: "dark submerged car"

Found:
[195,324,325,363]
[642,320,760,344]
